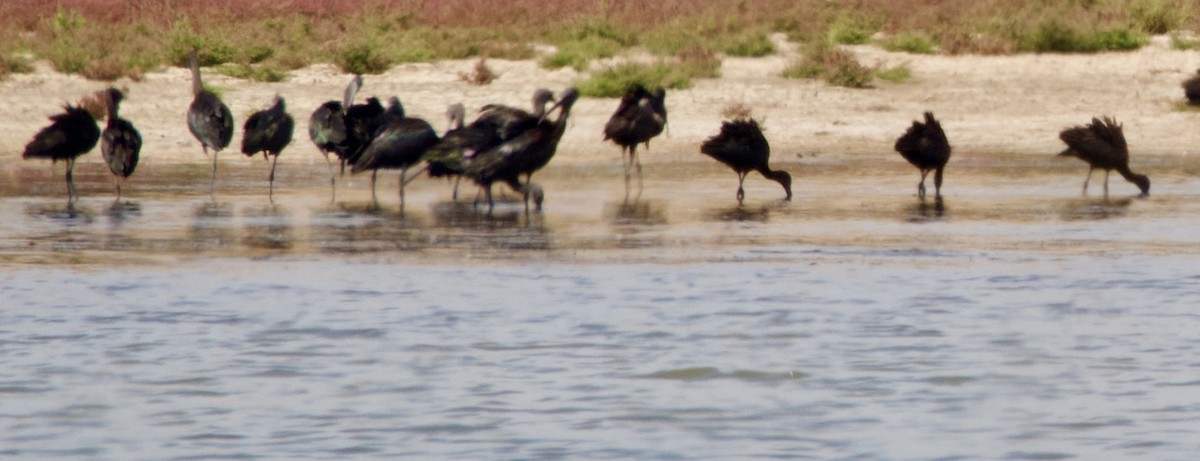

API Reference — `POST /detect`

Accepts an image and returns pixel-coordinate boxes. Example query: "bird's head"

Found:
[1133,174,1150,196]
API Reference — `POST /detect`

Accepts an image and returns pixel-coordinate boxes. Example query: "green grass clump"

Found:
[577,62,681,97]
[723,30,775,57]
[783,44,873,88]
[1130,0,1186,34]
[874,62,912,82]
[542,35,625,70]
[334,40,394,75]
[1017,20,1147,53]
[214,63,287,82]
[882,32,937,54]
[0,51,33,79]
[1171,33,1200,50]
[827,15,876,45]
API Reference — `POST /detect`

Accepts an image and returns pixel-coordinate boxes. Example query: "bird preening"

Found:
[100,87,143,200]
[894,111,951,199]
[242,95,295,201]
[604,84,667,197]
[22,102,101,203]
[186,49,234,195]
[1057,116,1150,197]
[700,117,792,204]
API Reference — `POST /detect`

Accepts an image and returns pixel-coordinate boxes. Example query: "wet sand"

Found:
[0,149,1190,266]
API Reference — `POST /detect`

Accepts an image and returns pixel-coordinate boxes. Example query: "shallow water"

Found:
[3,155,1200,459]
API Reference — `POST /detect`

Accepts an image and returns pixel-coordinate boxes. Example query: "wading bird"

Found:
[700,117,792,203]
[186,49,234,193]
[604,84,667,195]
[1057,116,1150,197]
[473,88,556,142]
[464,88,579,212]
[422,103,502,200]
[242,95,295,200]
[100,88,142,200]
[351,97,440,207]
[894,111,951,199]
[23,102,101,203]
[309,74,363,193]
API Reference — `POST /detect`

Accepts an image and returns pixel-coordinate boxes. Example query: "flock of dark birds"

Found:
[22,49,1163,211]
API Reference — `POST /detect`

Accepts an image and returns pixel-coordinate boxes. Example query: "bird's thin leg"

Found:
[65,158,76,204]
[339,159,346,177]
[268,153,279,202]
[1103,169,1110,197]
[918,169,929,199]
[486,184,495,213]
[369,170,378,203]
[634,145,644,195]
[323,155,337,202]
[736,171,747,203]
[452,176,462,201]
[622,146,632,197]
[399,168,407,212]
[1082,167,1093,195]
[113,174,122,201]
[933,167,944,198]
[210,150,219,197]
[523,173,533,213]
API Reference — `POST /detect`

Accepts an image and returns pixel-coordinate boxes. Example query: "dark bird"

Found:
[241,95,295,200]
[604,84,667,195]
[1183,71,1200,105]
[100,88,142,200]
[309,74,362,193]
[23,102,101,203]
[422,103,501,201]
[700,118,792,203]
[472,88,556,142]
[894,111,951,198]
[463,87,579,212]
[1058,116,1150,197]
[350,97,440,207]
[342,96,385,169]
[186,49,234,193]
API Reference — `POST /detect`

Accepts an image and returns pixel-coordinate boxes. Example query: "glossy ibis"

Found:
[604,84,667,195]
[242,95,295,200]
[350,97,440,207]
[100,88,142,200]
[309,74,362,193]
[186,49,234,193]
[700,118,792,203]
[1058,116,1150,196]
[23,102,101,202]
[894,111,951,198]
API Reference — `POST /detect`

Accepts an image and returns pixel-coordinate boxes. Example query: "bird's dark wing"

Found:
[309,102,348,152]
[24,107,99,160]
[351,118,439,172]
[472,105,536,141]
[188,92,234,150]
[1059,122,1127,164]
[101,119,142,177]
[700,119,768,171]
[423,126,501,177]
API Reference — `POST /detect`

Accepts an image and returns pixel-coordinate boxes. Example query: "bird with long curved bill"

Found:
[1057,116,1150,197]
[700,117,792,203]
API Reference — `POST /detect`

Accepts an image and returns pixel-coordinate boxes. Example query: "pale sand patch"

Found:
[1,34,1197,175]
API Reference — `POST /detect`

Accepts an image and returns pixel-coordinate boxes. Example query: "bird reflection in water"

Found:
[189,201,235,251]
[106,200,142,227]
[25,201,93,223]
[707,203,772,223]
[609,199,667,227]
[1060,197,1132,221]
[310,202,426,253]
[906,196,947,222]
[241,204,294,250]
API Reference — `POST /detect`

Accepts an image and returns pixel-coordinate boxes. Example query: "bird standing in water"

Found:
[100,88,142,200]
[351,97,440,208]
[894,111,951,199]
[700,117,792,203]
[309,74,363,196]
[1057,116,1150,197]
[242,95,295,201]
[23,101,101,203]
[186,49,234,194]
[604,84,667,196]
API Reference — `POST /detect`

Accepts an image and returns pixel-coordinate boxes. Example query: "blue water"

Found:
[3,161,1200,459]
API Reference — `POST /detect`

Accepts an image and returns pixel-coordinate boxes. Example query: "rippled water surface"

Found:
[3,156,1200,459]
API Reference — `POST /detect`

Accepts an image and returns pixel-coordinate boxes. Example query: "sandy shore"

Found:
[2,34,1198,172]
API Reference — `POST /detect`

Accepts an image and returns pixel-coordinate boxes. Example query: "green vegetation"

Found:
[874,62,913,83]
[783,44,873,89]
[0,0,1195,85]
[577,48,720,98]
[882,33,937,54]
